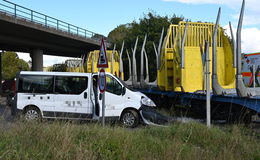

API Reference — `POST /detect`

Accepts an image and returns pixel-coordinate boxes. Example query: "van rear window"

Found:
[18,75,53,93]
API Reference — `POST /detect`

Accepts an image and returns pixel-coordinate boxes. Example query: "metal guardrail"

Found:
[0,0,103,41]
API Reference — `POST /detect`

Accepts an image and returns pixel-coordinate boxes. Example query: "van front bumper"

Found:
[139,105,173,126]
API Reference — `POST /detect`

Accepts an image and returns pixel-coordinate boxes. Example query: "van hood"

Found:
[134,91,148,98]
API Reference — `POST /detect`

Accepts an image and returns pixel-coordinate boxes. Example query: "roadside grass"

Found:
[0,120,259,160]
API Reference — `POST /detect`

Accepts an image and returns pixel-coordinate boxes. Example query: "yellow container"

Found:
[86,50,121,78]
[158,21,236,92]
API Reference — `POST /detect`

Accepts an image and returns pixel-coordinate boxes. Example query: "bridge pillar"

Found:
[30,49,43,71]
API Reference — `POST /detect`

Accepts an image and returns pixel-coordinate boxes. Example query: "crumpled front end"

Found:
[139,106,173,126]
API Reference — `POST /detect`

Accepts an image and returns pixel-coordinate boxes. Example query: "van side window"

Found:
[106,76,122,95]
[55,76,88,94]
[18,75,53,93]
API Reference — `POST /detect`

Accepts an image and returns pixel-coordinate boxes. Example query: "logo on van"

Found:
[65,101,82,107]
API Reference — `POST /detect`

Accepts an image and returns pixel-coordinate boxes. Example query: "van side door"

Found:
[52,75,92,119]
[98,75,125,117]
[91,75,99,118]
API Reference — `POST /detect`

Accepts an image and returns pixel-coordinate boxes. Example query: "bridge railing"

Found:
[0,0,103,41]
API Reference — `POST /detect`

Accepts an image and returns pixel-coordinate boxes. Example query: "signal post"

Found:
[97,38,108,127]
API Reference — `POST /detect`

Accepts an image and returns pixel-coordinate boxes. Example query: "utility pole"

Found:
[205,42,211,127]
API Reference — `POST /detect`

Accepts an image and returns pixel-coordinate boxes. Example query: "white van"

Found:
[13,71,157,127]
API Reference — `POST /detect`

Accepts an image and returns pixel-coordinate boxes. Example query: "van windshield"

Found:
[116,77,136,92]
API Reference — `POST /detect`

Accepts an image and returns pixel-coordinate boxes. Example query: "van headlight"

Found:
[141,97,156,107]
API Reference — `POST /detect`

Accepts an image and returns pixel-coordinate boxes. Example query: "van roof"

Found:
[20,71,92,76]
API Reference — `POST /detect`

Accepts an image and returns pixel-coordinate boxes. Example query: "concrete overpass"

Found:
[0,0,104,71]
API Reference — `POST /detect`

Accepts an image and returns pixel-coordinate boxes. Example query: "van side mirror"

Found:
[122,87,126,95]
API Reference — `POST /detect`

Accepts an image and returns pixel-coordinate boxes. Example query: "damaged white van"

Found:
[12,71,160,128]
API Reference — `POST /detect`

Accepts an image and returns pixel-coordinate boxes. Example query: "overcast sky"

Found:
[8,0,260,66]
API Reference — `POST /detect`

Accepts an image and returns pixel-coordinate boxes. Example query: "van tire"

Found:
[120,109,140,128]
[24,106,41,121]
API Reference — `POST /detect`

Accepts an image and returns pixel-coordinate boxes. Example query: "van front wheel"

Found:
[120,110,139,128]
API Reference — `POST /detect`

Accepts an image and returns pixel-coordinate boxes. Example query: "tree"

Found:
[107,12,184,81]
[2,51,29,80]
[107,24,130,45]
[47,63,67,72]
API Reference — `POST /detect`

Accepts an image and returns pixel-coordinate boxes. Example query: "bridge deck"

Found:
[0,0,103,57]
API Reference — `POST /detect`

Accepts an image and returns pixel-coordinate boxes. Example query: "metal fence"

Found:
[0,0,102,40]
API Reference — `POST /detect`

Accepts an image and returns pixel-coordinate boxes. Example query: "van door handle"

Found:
[99,93,102,100]
[84,92,87,99]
